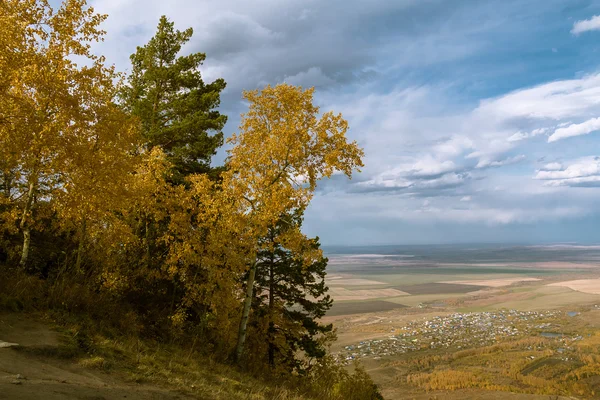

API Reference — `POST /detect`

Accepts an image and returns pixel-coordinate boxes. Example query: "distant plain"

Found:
[322,244,600,399]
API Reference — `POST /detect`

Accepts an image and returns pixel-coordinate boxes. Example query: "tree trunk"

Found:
[2,169,12,198]
[235,260,257,363]
[19,176,37,268]
[74,218,87,273]
[19,228,31,268]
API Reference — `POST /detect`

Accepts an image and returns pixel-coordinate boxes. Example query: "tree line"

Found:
[0,0,367,381]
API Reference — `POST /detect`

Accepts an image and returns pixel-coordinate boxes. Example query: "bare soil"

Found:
[548,278,600,294]
[0,313,193,400]
[327,300,408,316]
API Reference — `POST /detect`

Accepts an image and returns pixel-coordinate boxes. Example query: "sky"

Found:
[79,0,600,245]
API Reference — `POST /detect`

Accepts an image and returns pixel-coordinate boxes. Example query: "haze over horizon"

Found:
[79,0,600,245]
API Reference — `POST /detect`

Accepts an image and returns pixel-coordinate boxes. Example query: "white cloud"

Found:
[86,0,600,242]
[475,74,600,121]
[508,131,528,142]
[508,127,550,142]
[327,72,600,201]
[548,117,600,142]
[534,157,600,188]
[477,154,526,168]
[356,173,412,191]
[542,162,563,171]
[571,15,600,35]
[535,157,600,180]
[532,127,549,136]
[544,176,600,187]
[469,152,525,169]
[356,170,466,193]
[409,157,457,177]
[432,135,474,157]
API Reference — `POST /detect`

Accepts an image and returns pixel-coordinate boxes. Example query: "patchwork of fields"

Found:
[323,245,600,399]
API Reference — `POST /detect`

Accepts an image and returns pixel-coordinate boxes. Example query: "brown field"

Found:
[548,278,600,294]
[327,257,416,266]
[441,277,541,287]
[327,277,386,286]
[327,300,408,317]
[327,287,410,301]
[395,282,483,295]
[439,261,600,269]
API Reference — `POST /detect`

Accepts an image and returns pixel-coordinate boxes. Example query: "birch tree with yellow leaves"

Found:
[156,84,363,361]
[0,0,139,268]
[228,84,364,362]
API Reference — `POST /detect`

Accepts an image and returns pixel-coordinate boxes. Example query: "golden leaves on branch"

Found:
[1,1,363,347]
[0,0,136,267]
[225,83,363,245]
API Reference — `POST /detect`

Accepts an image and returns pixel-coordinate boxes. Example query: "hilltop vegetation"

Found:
[0,1,381,398]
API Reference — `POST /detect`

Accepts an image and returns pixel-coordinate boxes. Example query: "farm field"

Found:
[322,245,600,399]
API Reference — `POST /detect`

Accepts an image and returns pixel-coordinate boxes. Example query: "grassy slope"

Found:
[0,311,308,400]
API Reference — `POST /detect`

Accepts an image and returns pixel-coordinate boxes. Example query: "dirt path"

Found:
[0,314,193,400]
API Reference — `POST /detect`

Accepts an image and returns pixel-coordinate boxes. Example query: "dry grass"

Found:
[548,279,600,294]
[0,269,383,400]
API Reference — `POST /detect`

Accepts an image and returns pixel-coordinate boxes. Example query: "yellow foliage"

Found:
[0,0,138,267]
[155,84,364,345]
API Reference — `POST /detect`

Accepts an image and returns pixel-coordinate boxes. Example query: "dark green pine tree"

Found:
[118,17,227,311]
[121,16,227,183]
[253,212,334,371]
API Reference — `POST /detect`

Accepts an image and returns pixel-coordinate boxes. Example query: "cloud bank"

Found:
[87,0,600,244]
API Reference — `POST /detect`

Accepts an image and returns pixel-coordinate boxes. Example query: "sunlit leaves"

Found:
[0,0,138,267]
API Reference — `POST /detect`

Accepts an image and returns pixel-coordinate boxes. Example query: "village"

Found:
[334,309,575,364]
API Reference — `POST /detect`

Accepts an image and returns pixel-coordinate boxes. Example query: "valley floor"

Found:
[324,257,600,399]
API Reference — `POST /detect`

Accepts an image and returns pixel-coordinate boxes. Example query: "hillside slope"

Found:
[0,313,193,400]
[0,313,305,400]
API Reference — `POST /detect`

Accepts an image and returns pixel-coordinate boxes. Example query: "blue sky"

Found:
[84,0,600,245]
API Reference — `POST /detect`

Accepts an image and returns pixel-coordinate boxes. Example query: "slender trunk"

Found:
[20,228,31,268]
[75,218,87,273]
[268,252,275,367]
[2,169,12,198]
[235,260,257,363]
[19,176,37,268]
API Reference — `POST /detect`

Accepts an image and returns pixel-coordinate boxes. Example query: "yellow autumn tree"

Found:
[157,84,363,359]
[52,101,140,273]
[0,0,40,252]
[228,84,364,361]
[91,147,173,296]
[0,0,136,268]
